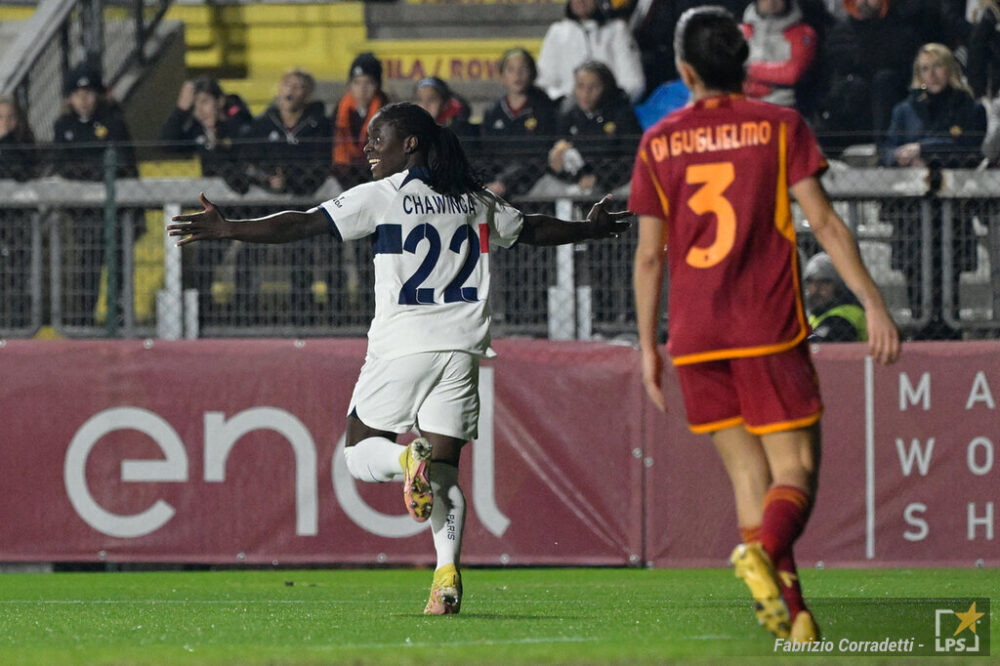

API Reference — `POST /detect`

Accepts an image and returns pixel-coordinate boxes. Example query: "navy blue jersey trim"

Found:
[318,205,343,242]
[401,166,431,188]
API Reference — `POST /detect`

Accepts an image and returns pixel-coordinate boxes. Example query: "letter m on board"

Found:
[899,372,930,410]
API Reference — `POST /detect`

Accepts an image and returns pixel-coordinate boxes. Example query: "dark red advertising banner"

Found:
[0,339,996,567]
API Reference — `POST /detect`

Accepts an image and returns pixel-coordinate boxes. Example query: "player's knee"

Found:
[343,446,375,482]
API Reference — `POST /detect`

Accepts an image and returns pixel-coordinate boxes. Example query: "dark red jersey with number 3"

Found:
[629,94,827,365]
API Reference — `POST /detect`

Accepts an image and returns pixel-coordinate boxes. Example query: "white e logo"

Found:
[64,407,188,538]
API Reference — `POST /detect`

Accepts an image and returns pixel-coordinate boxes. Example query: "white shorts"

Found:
[348,351,480,440]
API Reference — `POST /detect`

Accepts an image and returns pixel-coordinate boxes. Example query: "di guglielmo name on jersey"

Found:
[649,121,773,161]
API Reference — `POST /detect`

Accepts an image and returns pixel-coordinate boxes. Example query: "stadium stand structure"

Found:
[0,0,182,147]
[163,1,560,118]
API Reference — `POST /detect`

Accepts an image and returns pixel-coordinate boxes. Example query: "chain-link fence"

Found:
[0,142,997,342]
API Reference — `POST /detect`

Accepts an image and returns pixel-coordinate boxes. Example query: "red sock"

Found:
[741,520,808,618]
[774,550,806,618]
[759,485,811,562]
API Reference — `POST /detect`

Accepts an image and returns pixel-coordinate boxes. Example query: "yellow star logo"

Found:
[953,602,985,636]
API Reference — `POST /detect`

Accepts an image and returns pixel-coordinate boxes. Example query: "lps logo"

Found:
[934,602,985,653]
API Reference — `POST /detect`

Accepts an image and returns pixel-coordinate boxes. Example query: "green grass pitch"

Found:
[0,567,996,664]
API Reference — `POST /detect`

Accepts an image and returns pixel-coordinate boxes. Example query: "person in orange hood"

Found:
[332,53,389,188]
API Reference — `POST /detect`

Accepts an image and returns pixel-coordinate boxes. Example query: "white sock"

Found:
[429,462,465,570]
[344,436,405,483]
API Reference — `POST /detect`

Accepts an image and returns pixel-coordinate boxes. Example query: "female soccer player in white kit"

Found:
[167,102,631,614]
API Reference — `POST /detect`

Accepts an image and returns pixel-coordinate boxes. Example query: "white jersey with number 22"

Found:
[314,169,524,360]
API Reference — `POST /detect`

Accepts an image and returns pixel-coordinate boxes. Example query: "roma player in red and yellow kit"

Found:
[631,8,900,642]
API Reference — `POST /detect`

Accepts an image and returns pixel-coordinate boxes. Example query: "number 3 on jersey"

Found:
[395,223,482,305]
[685,162,735,269]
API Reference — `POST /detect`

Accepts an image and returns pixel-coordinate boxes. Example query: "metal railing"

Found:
[0,162,997,341]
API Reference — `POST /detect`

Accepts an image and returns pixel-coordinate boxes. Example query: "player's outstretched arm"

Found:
[634,214,668,412]
[518,195,633,246]
[792,177,901,365]
[166,192,330,246]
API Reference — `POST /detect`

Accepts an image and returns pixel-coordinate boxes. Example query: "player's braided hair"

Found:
[376,101,484,198]
[674,6,748,94]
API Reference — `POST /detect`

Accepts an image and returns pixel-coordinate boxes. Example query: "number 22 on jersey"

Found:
[379,222,485,305]
[685,162,735,269]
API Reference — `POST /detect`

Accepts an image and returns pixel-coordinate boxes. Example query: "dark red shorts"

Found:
[675,341,823,435]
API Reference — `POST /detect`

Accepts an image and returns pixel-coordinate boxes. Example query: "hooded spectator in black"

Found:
[816,0,921,155]
[159,76,253,193]
[480,48,558,198]
[243,67,332,195]
[51,65,137,180]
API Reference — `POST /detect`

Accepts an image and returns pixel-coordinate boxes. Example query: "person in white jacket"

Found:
[537,0,646,103]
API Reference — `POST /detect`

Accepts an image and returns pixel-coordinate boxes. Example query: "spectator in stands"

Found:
[804,252,868,342]
[816,0,921,156]
[51,64,137,180]
[536,0,645,103]
[880,44,987,168]
[413,77,474,137]
[159,76,253,193]
[0,94,36,180]
[881,43,986,340]
[159,77,253,325]
[243,68,332,325]
[0,94,36,329]
[740,0,819,109]
[243,67,332,195]
[332,52,389,189]
[968,0,1000,166]
[626,0,748,101]
[968,0,1000,101]
[480,48,557,198]
[545,61,641,194]
[897,0,970,54]
[50,64,139,328]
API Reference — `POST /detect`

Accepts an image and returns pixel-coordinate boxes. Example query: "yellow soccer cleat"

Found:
[730,543,791,638]
[790,609,820,642]
[424,563,462,615]
[399,437,433,522]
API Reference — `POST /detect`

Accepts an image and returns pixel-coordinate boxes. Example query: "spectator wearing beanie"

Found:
[332,52,389,188]
[414,77,474,136]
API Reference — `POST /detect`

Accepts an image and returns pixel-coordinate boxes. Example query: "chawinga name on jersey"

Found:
[402,193,480,216]
[649,121,773,161]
